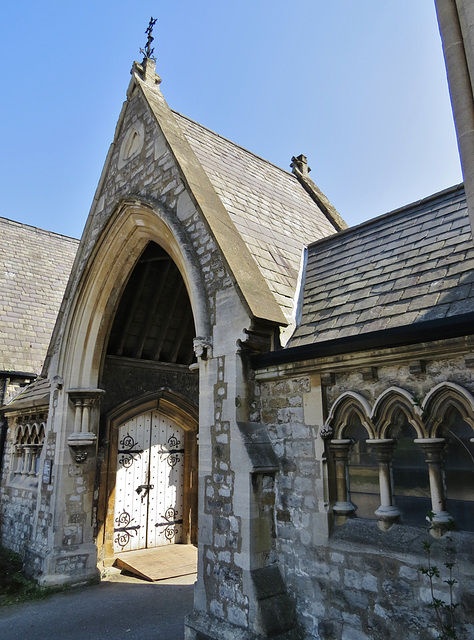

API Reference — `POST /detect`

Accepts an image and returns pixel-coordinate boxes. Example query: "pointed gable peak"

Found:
[128,17,162,97]
[129,58,161,97]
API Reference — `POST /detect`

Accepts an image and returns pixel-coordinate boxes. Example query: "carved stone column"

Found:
[28,445,40,476]
[67,389,105,462]
[14,444,24,475]
[23,445,33,476]
[368,439,400,525]
[330,439,356,515]
[414,438,451,525]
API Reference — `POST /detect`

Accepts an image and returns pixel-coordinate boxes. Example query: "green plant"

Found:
[0,546,35,605]
[0,546,65,607]
[419,513,458,640]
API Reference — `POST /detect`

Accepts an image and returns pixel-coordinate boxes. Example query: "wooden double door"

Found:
[113,410,186,553]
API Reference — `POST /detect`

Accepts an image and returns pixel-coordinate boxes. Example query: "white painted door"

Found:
[113,410,185,553]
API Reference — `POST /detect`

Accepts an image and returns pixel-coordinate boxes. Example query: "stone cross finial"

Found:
[140,17,157,61]
[291,154,311,177]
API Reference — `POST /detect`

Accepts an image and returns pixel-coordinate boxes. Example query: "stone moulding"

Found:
[67,431,97,463]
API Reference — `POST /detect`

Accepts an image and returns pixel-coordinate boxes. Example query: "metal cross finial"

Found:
[140,17,157,61]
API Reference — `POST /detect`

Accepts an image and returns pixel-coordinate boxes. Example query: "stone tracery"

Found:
[11,413,46,478]
[326,383,474,530]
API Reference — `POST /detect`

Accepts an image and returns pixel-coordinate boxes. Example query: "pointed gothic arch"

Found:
[52,199,208,572]
[326,391,374,439]
[371,387,425,439]
[422,381,474,437]
[58,199,211,391]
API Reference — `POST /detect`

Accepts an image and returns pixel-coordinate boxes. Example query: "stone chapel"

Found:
[1,2,473,639]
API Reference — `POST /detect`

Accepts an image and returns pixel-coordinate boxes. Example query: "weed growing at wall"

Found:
[419,513,458,640]
[0,547,64,607]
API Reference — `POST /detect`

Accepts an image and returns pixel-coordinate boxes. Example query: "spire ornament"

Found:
[140,17,157,62]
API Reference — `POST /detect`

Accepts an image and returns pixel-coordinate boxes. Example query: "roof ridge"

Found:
[306,182,466,251]
[137,78,286,326]
[0,216,79,242]
[172,110,300,183]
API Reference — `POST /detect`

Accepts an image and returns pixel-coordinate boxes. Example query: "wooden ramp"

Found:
[114,544,197,582]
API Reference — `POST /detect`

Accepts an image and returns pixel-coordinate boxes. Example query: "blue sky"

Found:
[0,1,462,238]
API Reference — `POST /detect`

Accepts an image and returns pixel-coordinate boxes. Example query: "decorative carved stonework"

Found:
[320,424,334,439]
[361,367,378,381]
[193,336,212,360]
[409,360,426,374]
[67,431,97,463]
[237,328,273,354]
[74,450,88,463]
[67,389,105,463]
[11,413,46,478]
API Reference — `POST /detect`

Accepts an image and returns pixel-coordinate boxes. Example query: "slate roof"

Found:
[290,184,474,347]
[0,218,78,375]
[174,112,339,320]
[3,377,51,411]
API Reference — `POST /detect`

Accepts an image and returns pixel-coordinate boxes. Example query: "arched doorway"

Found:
[96,240,199,565]
[99,392,198,564]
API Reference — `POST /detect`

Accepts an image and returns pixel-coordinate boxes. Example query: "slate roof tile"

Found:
[356,307,383,323]
[174,112,339,321]
[3,377,51,410]
[289,184,473,346]
[451,297,474,314]
[355,318,391,333]
[0,218,78,375]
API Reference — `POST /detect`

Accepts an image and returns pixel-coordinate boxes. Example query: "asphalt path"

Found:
[0,572,196,640]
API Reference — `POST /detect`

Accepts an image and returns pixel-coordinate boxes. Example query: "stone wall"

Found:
[0,410,55,576]
[100,357,199,416]
[256,348,474,640]
[0,437,38,555]
[325,353,474,409]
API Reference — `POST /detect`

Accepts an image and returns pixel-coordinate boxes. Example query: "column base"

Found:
[38,542,100,588]
[376,505,400,531]
[333,501,356,515]
[375,505,400,520]
[429,510,453,525]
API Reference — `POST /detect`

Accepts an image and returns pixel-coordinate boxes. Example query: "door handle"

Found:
[136,484,154,502]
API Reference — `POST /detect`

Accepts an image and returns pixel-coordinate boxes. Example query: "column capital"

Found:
[414,438,447,462]
[367,438,397,463]
[329,439,353,457]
